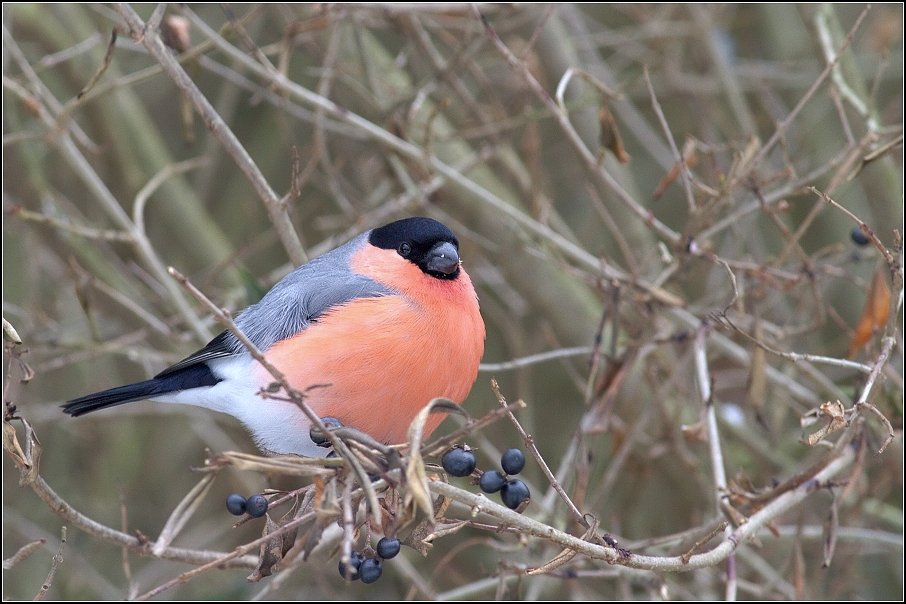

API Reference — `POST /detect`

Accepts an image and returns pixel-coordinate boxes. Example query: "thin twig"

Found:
[644,66,696,213]
[114,4,308,266]
[75,30,117,101]
[479,346,593,372]
[180,4,685,308]
[18,471,256,568]
[693,326,728,503]
[2,38,210,344]
[853,336,898,455]
[134,509,318,600]
[33,526,66,601]
[721,313,873,374]
[428,443,855,572]
[490,380,592,534]
[681,521,729,565]
[743,6,871,180]
[1,24,99,151]
[9,207,134,243]
[814,4,879,133]
[810,187,896,267]
[520,5,558,60]
[473,6,681,247]
[133,157,211,238]
[693,324,736,596]
[118,482,137,599]
[2,540,45,570]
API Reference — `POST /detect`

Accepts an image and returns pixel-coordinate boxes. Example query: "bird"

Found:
[63,217,485,457]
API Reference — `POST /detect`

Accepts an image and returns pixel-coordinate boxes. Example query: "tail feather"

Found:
[63,363,220,417]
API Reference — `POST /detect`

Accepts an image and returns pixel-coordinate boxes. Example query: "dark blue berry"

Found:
[225,493,247,516]
[245,494,268,518]
[376,537,401,560]
[338,550,365,581]
[501,448,526,475]
[479,469,506,493]
[359,557,383,584]
[500,479,530,510]
[851,226,870,246]
[442,448,476,477]
[311,416,343,447]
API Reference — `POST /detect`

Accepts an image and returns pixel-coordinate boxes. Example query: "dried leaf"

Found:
[401,521,432,557]
[423,520,469,543]
[16,357,35,384]
[2,420,28,470]
[248,498,310,580]
[406,398,461,517]
[2,417,41,486]
[379,490,401,536]
[727,135,761,183]
[653,163,682,200]
[402,491,451,557]
[681,420,708,444]
[278,501,301,557]
[301,488,337,562]
[300,521,327,562]
[653,139,699,200]
[725,476,760,504]
[745,318,767,420]
[803,401,848,446]
[281,487,323,562]
[248,514,283,582]
[719,500,748,528]
[214,451,334,477]
[2,318,22,344]
[598,106,630,164]
[681,138,698,165]
[848,267,891,358]
[152,473,215,556]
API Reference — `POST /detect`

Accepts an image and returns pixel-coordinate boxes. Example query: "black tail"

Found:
[63,380,169,416]
[63,364,220,417]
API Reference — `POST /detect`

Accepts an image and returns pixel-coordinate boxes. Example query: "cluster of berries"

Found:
[224,490,401,584]
[442,446,530,510]
[225,493,269,518]
[338,537,401,584]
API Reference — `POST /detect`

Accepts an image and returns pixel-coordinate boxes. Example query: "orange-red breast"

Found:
[63,218,485,456]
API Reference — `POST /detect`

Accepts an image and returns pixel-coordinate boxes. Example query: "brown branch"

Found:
[18,470,255,568]
[853,336,898,455]
[490,379,592,535]
[742,5,872,182]
[474,7,678,243]
[33,526,66,601]
[428,443,855,573]
[113,4,308,266]
[134,509,318,600]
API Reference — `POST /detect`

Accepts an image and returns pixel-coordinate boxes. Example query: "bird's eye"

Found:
[397,242,412,257]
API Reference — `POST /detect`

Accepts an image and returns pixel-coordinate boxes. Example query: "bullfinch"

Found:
[63,218,485,457]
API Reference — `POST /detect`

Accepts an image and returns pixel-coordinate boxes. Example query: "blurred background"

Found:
[3,3,902,599]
